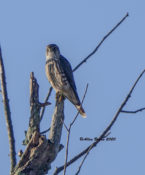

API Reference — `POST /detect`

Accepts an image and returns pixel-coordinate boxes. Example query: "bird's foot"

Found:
[56,92,65,102]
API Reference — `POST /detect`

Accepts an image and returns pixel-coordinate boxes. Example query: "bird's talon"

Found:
[55,92,59,100]
[55,92,65,102]
[58,94,63,102]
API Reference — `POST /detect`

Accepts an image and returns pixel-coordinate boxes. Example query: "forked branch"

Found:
[121,107,145,114]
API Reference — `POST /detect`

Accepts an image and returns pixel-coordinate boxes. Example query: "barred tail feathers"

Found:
[76,105,86,118]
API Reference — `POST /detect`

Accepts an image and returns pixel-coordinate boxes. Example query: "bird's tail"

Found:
[76,105,86,118]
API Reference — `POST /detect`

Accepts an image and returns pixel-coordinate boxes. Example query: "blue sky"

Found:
[0,0,145,174]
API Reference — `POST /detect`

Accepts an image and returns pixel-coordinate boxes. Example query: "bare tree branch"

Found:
[121,107,145,114]
[40,127,50,134]
[54,69,145,175]
[61,119,69,132]
[23,72,51,145]
[63,127,71,175]
[75,143,93,175]
[63,84,88,175]
[40,86,53,121]
[73,13,129,72]
[0,47,16,173]
[71,84,88,126]
[48,96,65,154]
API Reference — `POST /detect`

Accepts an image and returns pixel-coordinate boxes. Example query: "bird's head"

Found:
[46,44,60,60]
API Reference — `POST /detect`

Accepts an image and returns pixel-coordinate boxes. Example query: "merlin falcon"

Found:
[45,44,86,117]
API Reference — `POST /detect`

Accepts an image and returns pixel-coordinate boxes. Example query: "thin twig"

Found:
[53,69,145,175]
[63,84,88,175]
[73,13,129,72]
[121,107,145,114]
[61,119,69,132]
[75,143,94,175]
[38,101,51,107]
[40,86,52,121]
[40,127,50,134]
[104,131,111,138]
[71,84,89,126]
[63,127,71,175]
[0,47,16,173]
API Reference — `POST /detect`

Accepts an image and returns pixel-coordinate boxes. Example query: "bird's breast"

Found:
[45,61,70,91]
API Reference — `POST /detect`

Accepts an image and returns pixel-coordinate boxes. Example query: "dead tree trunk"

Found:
[12,73,64,175]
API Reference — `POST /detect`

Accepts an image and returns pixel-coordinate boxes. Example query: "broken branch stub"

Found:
[23,72,41,145]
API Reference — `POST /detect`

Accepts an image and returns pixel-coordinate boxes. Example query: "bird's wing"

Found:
[60,55,80,103]
[60,55,76,89]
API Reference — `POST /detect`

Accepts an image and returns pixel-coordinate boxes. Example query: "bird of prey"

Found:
[45,44,86,117]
